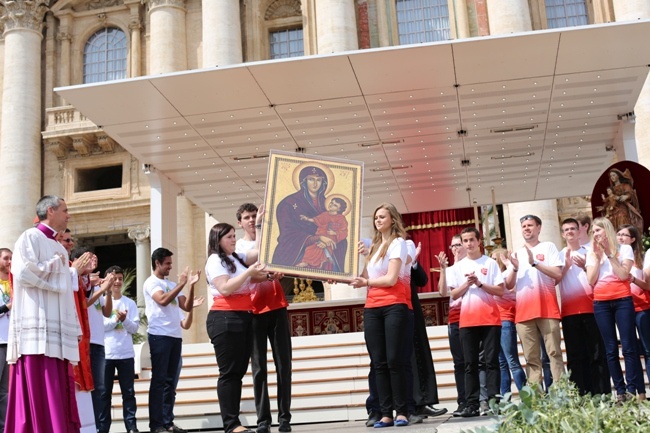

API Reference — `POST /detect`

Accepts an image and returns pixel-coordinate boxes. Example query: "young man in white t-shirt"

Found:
[99,266,140,433]
[144,248,199,433]
[449,227,504,417]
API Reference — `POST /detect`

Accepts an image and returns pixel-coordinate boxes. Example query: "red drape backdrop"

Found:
[403,208,479,293]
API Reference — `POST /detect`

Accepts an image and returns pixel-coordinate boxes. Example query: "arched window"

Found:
[546,0,588,28]
[396,0,450,45]
[266,0,304,59]
[83,27,127,84]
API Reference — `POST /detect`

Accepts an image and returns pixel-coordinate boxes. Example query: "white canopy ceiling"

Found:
[56,20,650,222]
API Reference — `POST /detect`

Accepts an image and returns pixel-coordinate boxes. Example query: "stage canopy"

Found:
[57,20,650,222]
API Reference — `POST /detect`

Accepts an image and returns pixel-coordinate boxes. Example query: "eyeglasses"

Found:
[450,243,462,249]
[520,214,542,225]
[616,233,631,238]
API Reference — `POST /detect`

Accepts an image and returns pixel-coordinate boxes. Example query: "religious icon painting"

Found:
[260,150,364,282]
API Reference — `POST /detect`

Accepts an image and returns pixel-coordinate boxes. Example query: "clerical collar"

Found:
[36,223,57,240]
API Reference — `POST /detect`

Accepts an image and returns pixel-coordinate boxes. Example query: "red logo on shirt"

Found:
[536,254,545,262]
[481,268,488,275]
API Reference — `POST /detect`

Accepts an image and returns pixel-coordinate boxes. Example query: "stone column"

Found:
[202,0,242,67]
[486,0,532,34]
[129,20,142,77]
[145,0,187,74]
[128,226,151,310]
[453,0,471,38]
[315,0,359,53]
[0,0,48,247]
[612,0,650,167]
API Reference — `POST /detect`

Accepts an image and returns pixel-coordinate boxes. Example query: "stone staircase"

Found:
[107,326,459,432]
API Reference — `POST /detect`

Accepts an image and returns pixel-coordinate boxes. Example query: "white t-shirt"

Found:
[236,239,256,255]
[206,251,252,298]
[144,275,185,338]
[367,238,407,280]
[0,279,10,344]
[586,244,634,283]
[104,295,139,360]
[644,249,650,270]
[87,285,106,346]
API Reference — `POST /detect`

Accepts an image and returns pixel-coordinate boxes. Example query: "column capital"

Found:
[128,19,142,31]
[143,0,186,11]
[56,31,71,42]
[0,0,49,34]
[128,226,151,244]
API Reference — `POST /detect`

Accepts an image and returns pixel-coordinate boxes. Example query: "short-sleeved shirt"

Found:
[558,246,594,317]
[104,296,139,360]
[446,265,462,324]
[452,255,503,328]
[87,285,106,345]
[631,266,650,312]
[587,244,633,301]
[514,242,562,323]
[494,268,515,322]
[144,275,184,338]
[206,252,255,311]
[365,238,408,308]
[235,239,288,313]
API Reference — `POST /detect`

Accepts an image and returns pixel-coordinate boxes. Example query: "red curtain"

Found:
[403,208,478,293]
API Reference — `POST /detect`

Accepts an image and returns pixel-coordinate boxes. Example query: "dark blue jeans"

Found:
[148,333,182,430]
[364,304,409,418]
[499,320,526,394]
[635,308,650,385]
[594,297,645,395]
[90,343,106,426]
[99,358,137,432]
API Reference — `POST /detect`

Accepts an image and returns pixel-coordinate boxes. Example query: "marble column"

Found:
[612,0,650,167]
[128,226,151,311]
[0,0,48,248]
[315,0,359,53]
[145,0,187,74]
[486,0,532,34]
[202,0,242,67]
[129,20,142,77]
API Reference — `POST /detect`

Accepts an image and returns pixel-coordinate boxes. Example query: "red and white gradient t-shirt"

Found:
[365,238,409,308]
[453,255,503,328]
[558,246,594,317]
[446,265,462,325]
[630,266,650,312]
[494,268,516,322]
[587,244,633,301]
[514,242,562,323]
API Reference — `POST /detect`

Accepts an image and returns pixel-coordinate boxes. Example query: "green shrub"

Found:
[464,378,650,433]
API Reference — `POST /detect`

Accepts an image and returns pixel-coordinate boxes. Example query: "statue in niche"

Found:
[599,168,644,233]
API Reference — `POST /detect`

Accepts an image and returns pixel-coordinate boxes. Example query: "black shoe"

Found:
[452,404,466,417]
[366,412,381,427]
[128,430,140,433]
[417,405,448,417]
[460,406,480,418]
[256,424,270,433]
[167,424,187,433]
[408,414,424,424]
[278,421,292,432]
[151,428,168,433]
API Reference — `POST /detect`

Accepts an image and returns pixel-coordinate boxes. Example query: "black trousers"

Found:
[206,310,253,433]
[562,313,611,395]
[448,322,466,405]
[460,325,501,408]
[364,304,409,418]
[251,307,292,427]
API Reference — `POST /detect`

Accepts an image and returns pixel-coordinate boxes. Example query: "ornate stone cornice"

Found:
[0,0,49,33]
[72,134,94,156]
[265,0,301,20]
[96,134,116,153]
[44,136,72,159]
[87,0,122,10]
[142,0,185,11]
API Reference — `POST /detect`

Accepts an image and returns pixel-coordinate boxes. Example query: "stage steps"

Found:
[106,326,459,432]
